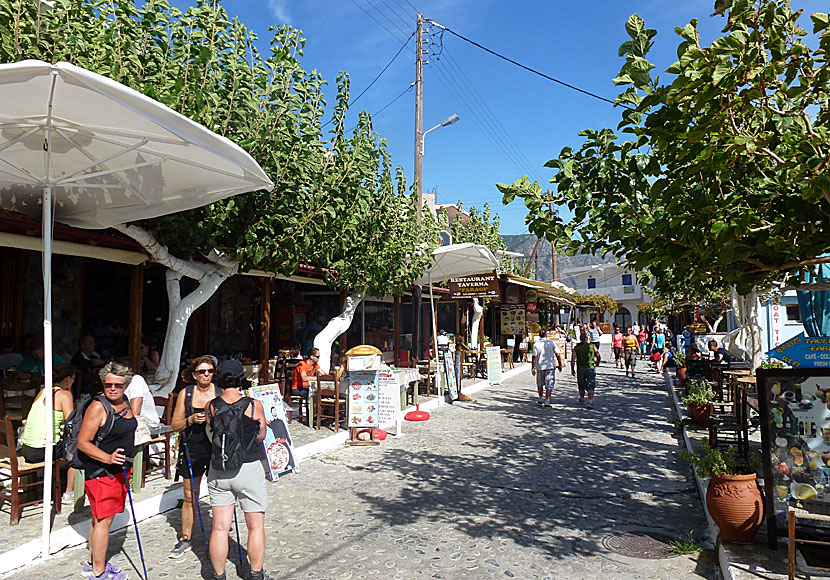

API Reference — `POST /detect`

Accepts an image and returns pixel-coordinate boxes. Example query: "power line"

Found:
[346,82,415,134]
[348,0,407,42]
[365,0,411,39]
[427,19,623,107]
[351,31,414,108]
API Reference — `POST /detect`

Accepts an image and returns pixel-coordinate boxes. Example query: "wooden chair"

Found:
[416,360,436,396]
[1,375,36,422]
[788,502,830,580]
[315,374,347,432]
[0,416,61,525]
[141,395,175,485]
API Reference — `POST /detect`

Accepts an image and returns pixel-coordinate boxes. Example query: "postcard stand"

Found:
[345,345,382,446]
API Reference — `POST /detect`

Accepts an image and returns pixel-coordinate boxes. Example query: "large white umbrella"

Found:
[0,60,273,558]
[414,243,499,403]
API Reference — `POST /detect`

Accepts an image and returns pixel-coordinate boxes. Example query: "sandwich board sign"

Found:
[247,384,298,479]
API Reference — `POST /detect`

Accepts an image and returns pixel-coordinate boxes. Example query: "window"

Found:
[786,304,801,323]
[587,277,596,289]
[621,274,632,285]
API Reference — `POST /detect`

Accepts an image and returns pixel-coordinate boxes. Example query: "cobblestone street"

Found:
[6,360,719,580]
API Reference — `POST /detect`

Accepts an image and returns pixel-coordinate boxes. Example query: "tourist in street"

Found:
[571,332,601,408]
[612,326,624,369]
[20,364,77,503]
[77,363,134,580]
[622,327,639,378]
[207,360,268,580]
[588,321,602,356]
[530,329,563,407]
[169,356,221,559]
[637,327,649,360]
[657,343,678,390]
[651,327,665,355]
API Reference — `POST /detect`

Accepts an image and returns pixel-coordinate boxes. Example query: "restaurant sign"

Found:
[447,270,500,299]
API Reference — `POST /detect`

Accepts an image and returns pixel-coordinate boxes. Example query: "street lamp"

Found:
[421,113,459,155]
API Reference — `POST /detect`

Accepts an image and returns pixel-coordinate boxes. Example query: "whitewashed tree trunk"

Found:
[470,298,483,350]
[723,289,763,369]
[115,224,238,393]
[314,291,366,373]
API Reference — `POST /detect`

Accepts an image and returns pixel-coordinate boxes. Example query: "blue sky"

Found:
[174,1,825,236]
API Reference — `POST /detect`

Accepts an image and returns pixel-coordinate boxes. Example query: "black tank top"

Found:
[83,403,137,480]
[183,384,223,456]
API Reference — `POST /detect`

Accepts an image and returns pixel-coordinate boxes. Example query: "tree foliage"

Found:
[0,0,436,295]
[446,202,521,275]
[499,0,830,298]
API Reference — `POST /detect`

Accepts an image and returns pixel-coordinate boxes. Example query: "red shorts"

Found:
[85,470,130,520]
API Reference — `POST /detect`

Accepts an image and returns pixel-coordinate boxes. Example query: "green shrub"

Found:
[681,439,759,478]
[681,379,715,405]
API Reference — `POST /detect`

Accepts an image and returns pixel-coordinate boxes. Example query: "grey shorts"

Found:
[207,460,268,513]
[577,367,597,392]
[536,368,556,391]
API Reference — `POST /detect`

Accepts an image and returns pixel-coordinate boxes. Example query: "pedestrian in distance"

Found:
[206,360,269,580]
[77,363,135,580]
[657,343,678,390]
[612,326,624,369]
[169,355,221,559]
[637,327,649,360]
[588,321,603,356]
[622,327,639,378]
[531,329,563,408]
[572,332,601,408]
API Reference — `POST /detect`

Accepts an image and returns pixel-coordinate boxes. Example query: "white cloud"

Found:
[267,0,291,24]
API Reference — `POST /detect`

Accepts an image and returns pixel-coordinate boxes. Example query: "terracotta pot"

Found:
[687,403,711,426]
[676,365,687,389]
[706,473,764,544]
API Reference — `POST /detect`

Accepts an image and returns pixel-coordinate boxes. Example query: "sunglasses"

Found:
[103,382,125,388]
[195,369,215,375]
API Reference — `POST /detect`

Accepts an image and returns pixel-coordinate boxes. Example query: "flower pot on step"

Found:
[687,403,710,426]
[676,365,687,389]
[706,473,764,544]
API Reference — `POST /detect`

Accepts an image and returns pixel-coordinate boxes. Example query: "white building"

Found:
[559,262,649,328]
[759,290,807,352]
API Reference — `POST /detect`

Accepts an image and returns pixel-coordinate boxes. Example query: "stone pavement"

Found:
[3,359,718,580]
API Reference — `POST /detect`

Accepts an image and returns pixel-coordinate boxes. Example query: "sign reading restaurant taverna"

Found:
[448,270,500,299]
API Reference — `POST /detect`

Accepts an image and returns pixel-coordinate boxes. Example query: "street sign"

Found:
[767,332,830,368]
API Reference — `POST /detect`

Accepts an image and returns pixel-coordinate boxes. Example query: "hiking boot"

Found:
[587,401,594,409]
[212,573,227,580]
[81,562,122,577]
[169,538,192,559]
[543,401,552,408]
[251,571,265,580]
[536,400,544,406]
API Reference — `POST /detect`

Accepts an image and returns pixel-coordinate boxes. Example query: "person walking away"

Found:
[622,327,639,378]
[531,329,563,408]
[77,364,134,580]
[20,364,77,503]
[588,321,603,357]
[169,356,221,559]
[206,360,268,580]
[572,333,601,408]
[658,344,678,390]
[612,327,624,369]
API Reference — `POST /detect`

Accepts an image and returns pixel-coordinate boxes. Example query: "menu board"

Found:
[347,370,380,428]
[377,365,400,426]
[247,384,298,480]
[757,369,830,546]
[443,352,459,401]
[486,346,502,384]
[500,305,526,335]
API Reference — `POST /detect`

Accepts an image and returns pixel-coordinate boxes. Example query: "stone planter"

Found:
[706,473,764,544]
[687,402,711,426]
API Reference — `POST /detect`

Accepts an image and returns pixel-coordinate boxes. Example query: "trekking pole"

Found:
[123,466,149,580]
[232,503,244,565]
[182,440,209,554]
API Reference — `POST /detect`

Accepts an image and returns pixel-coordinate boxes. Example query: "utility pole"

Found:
[548,197,557,282]
[414,13,424,222]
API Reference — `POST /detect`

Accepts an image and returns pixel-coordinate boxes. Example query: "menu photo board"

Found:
[347,370,380,428]
[486,346,502,384]
[757,368,830,546]
[500,305,526,335]
[443,351,459,401]
[247,384,298,480]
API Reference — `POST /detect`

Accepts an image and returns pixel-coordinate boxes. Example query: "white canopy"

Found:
[414,242,498,285]
[0,60,273,228]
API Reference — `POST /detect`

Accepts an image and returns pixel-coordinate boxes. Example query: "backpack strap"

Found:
[184,384,194,417]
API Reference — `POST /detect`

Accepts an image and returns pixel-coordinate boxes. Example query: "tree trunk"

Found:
[115,225,238,393]
[723,289,763,369]
[470,298,483,349]
[314,291,365,373]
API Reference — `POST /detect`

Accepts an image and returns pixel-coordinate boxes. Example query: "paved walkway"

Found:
[4,359,718,579]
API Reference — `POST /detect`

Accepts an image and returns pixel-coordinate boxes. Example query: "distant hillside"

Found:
[501,234,616,285]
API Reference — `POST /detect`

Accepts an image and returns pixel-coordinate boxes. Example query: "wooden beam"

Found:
[259,277,271,383]
[129,265,143,373]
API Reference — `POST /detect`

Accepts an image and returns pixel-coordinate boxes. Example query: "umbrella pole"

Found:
[429,273,443,406]
[41,184,55,560]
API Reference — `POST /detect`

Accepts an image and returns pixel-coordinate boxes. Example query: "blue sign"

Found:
[767,332,830,368]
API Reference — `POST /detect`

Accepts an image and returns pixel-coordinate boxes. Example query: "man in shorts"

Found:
[531,329,563,408]
[572,332,601,408]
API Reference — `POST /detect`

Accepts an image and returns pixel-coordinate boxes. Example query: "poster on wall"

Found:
[348,370,380,428]
[500,305,526,335]
[247,384,298,480]
[756,368,830,547]
[486,346,502,385]
[443,352,459,401]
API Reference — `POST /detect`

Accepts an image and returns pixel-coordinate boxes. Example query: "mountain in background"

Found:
[501,234,617,286]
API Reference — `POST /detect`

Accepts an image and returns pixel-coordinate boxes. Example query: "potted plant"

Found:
[682,441,763,544]
[673,350,687,389]
[681,378,715,426]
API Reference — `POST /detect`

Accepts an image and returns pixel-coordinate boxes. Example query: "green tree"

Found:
[499,0,830,364]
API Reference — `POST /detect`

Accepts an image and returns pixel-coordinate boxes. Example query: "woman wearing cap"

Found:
[168,356,220,559]
[206,360,268,580]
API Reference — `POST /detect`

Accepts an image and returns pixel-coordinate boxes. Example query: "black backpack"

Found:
[209,397,255,472]
[62,395,119,469]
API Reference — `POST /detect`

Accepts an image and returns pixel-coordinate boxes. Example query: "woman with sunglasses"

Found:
[77,363,135,580]
[169,356,221,559]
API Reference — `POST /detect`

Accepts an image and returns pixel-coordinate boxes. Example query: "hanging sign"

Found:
[768,332,830,368]
[247,384,298,480]
[447,270,500,299]
[443,352,459,401]
[348,370,380,428]
[770,304,783,348]
[486,346,502,384]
